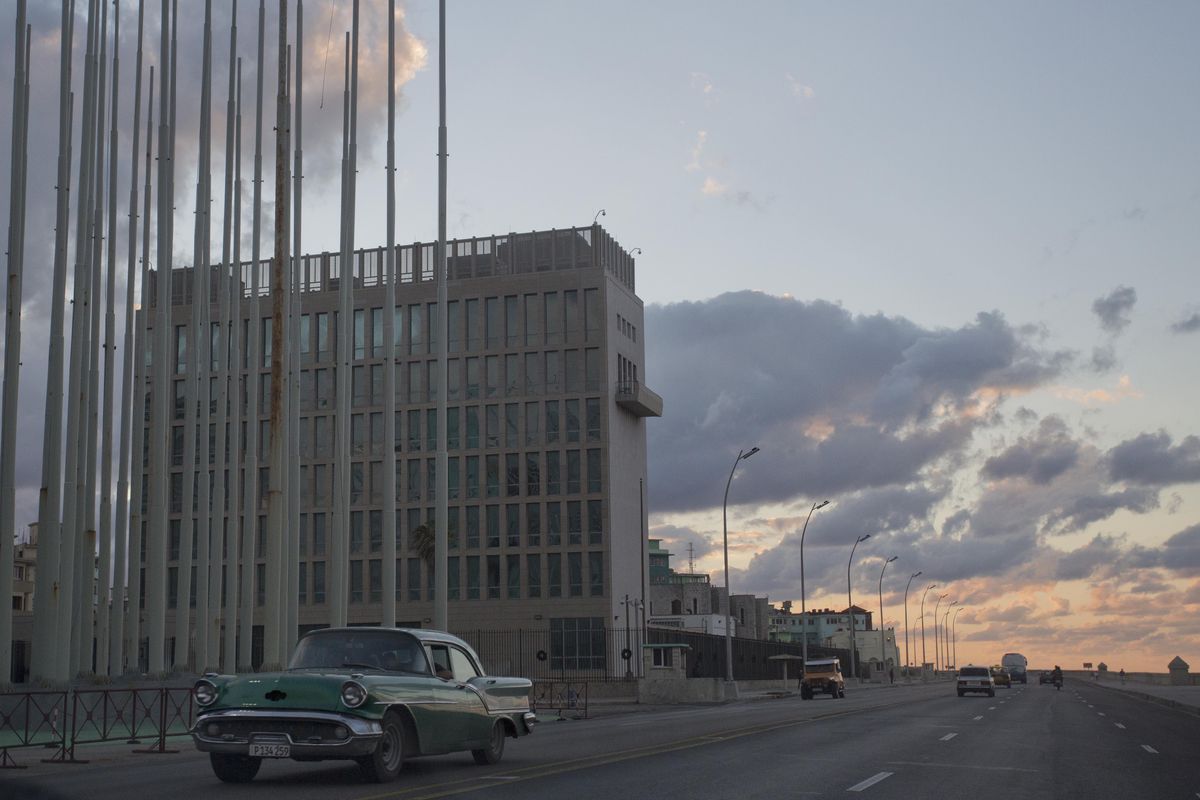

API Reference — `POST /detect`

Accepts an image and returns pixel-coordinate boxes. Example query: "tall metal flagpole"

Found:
[112,0,147,679]
[59,0,101,681]
[97,0,123,676]
[381,0,397,629]
[30,0,75,683]
[211,0,239,675]
[1,0,31,681]
[224,57,244,674]
[287,1,305,658]
[192,0,216,673]
[264,0,291,670]
[241,0,266,670]
[126,65,154,674]
[433,0,449,632]
[80,0,111,675]
[147,0,174,674]
[176,0,214,672]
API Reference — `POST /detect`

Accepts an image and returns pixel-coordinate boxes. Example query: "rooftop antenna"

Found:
[687,542,695,574]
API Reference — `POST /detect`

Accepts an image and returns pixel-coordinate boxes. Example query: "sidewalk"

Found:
[1084,679,1200,715]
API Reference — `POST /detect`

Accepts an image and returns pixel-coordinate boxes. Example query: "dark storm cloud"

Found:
[1108,431,1200,486]
[1089,344,1117,372]
[941,509,970,536]
[1162,523,1200,570]
[981,416,1080,485]
[648,524,717,563]
[1170,311,1200,334]
[1091,286,1137,335]
[645,292,1070,514]
[1043,487,1159,534]
[1054,535,1123,581]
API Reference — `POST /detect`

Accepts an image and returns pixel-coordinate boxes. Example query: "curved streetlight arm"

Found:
[721,446,758,683]
[846,534,870,681]
[798,499,830,671]
[878,556,897,676]
[903,571,922,671]
[919,583,937,673]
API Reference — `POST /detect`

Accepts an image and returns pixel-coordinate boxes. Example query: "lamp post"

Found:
[722,446,759,683]
[621,594,642,677]
[942,601,957,671]
[919,584,936,674]
[951,607,964,670]
[878,556,897,678]
[903,571,922,675]
[798,500,830,673]
[932,593,948,673]
[846,534,870,682]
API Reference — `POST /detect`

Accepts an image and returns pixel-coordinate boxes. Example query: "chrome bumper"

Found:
[191,709,382,759]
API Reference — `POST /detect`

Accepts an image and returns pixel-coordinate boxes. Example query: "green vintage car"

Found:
[191,627,536,783]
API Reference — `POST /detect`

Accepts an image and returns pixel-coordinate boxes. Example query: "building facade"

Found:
[143,225,660,667]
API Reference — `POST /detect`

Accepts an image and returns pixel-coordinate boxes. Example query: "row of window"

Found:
[171,289,608,372]
[159,551,606,609]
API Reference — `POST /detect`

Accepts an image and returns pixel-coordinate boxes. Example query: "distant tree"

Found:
[411,521,435,571]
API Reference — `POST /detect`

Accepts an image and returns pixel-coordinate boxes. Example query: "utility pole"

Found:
[433,0,449,632]
[224,57,244,674]
[382,0,398,629]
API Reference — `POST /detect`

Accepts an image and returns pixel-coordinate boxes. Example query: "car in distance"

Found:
[991,665,1012,688]
[191,627,536,783]
[1038,670,1053,685]
[1001,652,1028,684]
[800,658,846,699]
[957,664,996,697]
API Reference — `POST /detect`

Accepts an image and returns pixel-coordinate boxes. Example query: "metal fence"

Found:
[0,686,195,768]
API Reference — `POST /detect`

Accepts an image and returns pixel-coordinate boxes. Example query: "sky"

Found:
[1,1,1198,673]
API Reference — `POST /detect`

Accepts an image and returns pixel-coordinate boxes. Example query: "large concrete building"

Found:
[145,224,660,667]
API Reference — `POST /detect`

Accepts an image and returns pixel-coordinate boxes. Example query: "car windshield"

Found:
[288,630,431,674]
[960,667,989,677]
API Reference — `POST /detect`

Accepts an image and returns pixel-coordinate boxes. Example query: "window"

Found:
[546,401,559,443]
[545,351,561,394]
[447,300,461,353]
[525,402,540,445]
[506,453,520,497]
[587,449,602,493]
[464,298,479,351]
[568,553,583,597]
[371,307,384,357]
[506,504,520,547]
[566,399,580,443]
[546,451,561,495]
[466,506,480,548]
[506,554,521,599]
[586,398,601,442]
[527,554,541,598]
[548,554,562,598]
[505,295,519,346]
[369,559,382,603]
[312,561,325,603]
[485,297,501,349]
[505,403,519,448]
[486,454,500,498]
[447,407,460,449]
[564,290,579,343]
[350,560,363,603]
[525,452,540,496]
[486,405,500,448]
[568,501,582,545]
[467,556,480,599]
[567,450,581,494]
[584,288,600,342]
[544,293,561,345]
[487,555,501,599]
[526,502,541,547]
[408,558,422,601]
[408,303,424,355]
[549,617,605,670]
[589,552,604,596]
[448,556,460,600]
[350,511,364,554]
[524,293,540,345]
[588,500,603,545]
[525,352,541,395]
[547,502,561,546]
[585,349,601,392]
[486,504,500,548]
[565,350,581,393]
[354,309,365,359]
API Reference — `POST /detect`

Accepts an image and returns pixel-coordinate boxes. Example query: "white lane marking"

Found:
[1141,744,1158,754]
[973,715,984,721]
[940,732,958,741]
[988,706,997,710]
[1088,704,1094,708]
[847,772,893,792]
[886,761,1038,773]
[1115,723,1126,729]
[1098,712,1106,716]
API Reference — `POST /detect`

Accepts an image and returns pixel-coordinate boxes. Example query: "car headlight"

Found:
[194,679,219,706]
[341,680,368,708]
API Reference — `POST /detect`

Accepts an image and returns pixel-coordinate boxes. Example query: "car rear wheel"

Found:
[837,687,846,698]
[472,720,506,765]
[358,712,404,783]
[210,753,262,783]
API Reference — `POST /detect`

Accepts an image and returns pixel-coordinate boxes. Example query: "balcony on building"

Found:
[616,380,663,418]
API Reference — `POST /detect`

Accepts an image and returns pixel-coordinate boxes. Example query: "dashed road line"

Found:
[1098,712,1105,717]
[988,706,997,710]
[973,715,983,721]
[1142,744,1158,754]
[1115,723,1126,729]
[847,772,893,792]
[940,733,958,741]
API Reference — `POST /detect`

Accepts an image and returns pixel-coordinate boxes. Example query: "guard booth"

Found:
[768,654,804,693]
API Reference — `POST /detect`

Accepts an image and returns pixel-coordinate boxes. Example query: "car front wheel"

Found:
[472,720,507,766]
[358,712,405,783]
[210,753,262,783]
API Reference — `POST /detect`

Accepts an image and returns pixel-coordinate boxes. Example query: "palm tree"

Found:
[411,521,435,572]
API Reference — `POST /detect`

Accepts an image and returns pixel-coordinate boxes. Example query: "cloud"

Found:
[981,416,1080,485]
[1091,286,1137,335]
[1170,310,1200,334]
[1043,486,1160,534]
[646,292,1070,514]
[1109,431,1200,486]
[1089,344,1117,372]
[1161,524,1200,570]
[700,176,726,196]
[690,71,717,100]
[785,73,815,100]
[649,523,718,567]
[1050,375,1142,406]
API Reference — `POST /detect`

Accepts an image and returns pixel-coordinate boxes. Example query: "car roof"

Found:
[805,658,841,666]
[301,626,470,648]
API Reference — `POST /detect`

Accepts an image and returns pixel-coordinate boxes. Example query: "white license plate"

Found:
[249,743,290,758]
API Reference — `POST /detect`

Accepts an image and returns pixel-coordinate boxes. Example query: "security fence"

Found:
[0,686,195,768]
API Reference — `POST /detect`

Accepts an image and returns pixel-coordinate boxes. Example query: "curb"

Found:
[1084,680,1200,718]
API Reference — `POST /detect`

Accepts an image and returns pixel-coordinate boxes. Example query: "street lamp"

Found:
[932,593,948,673]
[903,571,922,675]
[798,500,830,674]
[846,534,870,682]
[919,583,936,674]
[722,446,759,683]
[942,601,958,671]
[951,607,964,671]
[620,595,642,678]
[878,556,897,679]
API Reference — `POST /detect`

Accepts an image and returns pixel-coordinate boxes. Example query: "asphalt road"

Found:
[4,679,1197,800]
